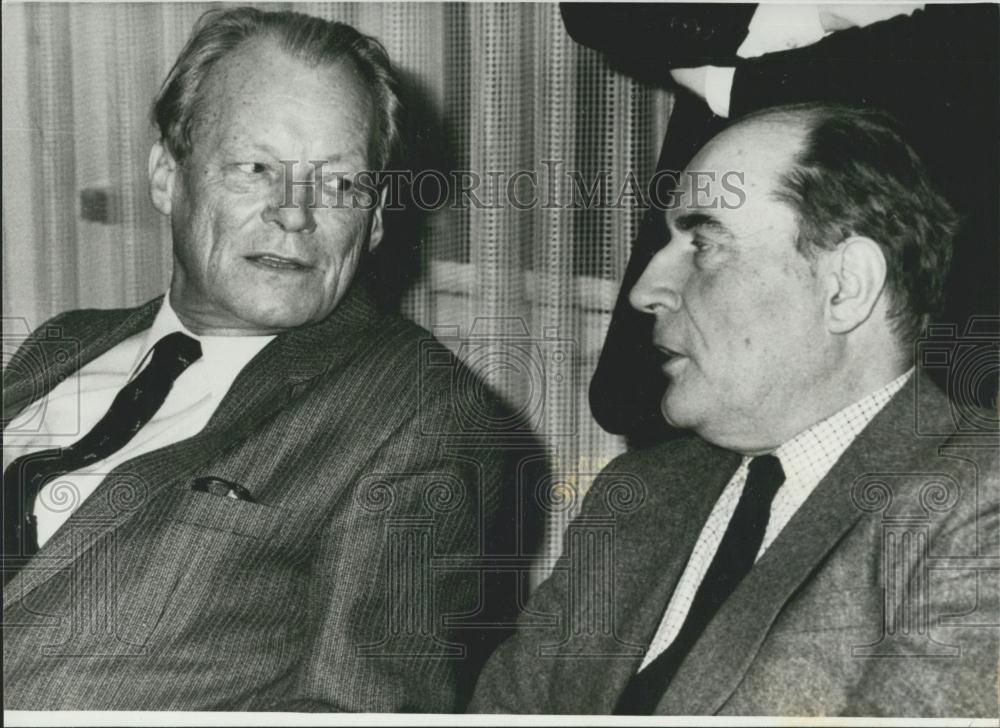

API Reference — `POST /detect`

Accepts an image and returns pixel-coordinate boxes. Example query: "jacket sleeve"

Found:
[560,2,756,85]
[468,455,646,714]
[730,4,999,118]
[2,309,77,413]
[849,444,1000,717]
[268,364,535,712]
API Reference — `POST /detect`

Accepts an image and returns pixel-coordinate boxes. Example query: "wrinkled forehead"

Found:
[192,38,375,157]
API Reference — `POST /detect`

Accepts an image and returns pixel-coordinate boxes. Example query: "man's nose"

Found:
[262,177,318,233]
[629,246,683,314]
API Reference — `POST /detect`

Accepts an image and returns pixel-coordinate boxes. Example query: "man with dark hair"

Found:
[3,7,520,711]
[470,104,998,717]
[750,103,958,346]
[563,3,999,447]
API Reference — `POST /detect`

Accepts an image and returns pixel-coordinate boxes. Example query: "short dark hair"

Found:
[152,7,400,170]
[745,103,959,346]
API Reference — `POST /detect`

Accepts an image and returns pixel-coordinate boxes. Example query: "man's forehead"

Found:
[697,117,804,170]
[668,121,803,211]
[661,121,807,239]
[188,38,374,161]
[204,38,364,100]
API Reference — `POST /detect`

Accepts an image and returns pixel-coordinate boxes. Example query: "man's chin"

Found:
[659,388,699,430]
[227,288,340,331]
[659,396,682,428]
[245,310,322,332]
[222,300,328,334]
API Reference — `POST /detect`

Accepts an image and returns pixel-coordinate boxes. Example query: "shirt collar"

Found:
[132,295,276,396]
[773,368,914,486]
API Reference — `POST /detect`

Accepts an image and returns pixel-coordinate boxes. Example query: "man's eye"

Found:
[234,162,268,175]
[323,174,354,193]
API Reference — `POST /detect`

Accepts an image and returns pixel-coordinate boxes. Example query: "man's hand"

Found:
[818,4,924,33]
[670,66,709,102]
[672,66,736,118]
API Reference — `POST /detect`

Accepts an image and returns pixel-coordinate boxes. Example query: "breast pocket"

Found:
[164,489,289,541]
[112,489,296,648]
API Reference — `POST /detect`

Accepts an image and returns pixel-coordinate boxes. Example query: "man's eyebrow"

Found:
[246,142,279,158]
[672,212,734,239]
[312,153,347,164]
[308,153,371,170]
[245,145,358,167]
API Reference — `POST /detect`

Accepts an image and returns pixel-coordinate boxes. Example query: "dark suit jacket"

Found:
[563,3,1000,443]
[470,376,999,716]
[3,283,522,711]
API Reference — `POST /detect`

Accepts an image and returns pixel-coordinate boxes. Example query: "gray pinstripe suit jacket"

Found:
[470,375,999,716]
[3,283,517,711]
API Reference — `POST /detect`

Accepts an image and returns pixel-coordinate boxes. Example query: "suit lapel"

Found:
[4,283,381,609]
[655,375,953,714]
[3,299,162,423]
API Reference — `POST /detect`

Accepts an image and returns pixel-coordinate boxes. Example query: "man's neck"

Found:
[167,289,285,337]
[738,359,911,456]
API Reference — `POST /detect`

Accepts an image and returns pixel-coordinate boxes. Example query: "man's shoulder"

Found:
[581,434,737,516]
[27,302,151,340]
[881,374,997,474]
[323,308,508,424]
[365,309,441,354]
[366,311,492,379]
[346,308,460,384]
[603,434,727,478]
[6,300,156,370]
[3,301,157,399]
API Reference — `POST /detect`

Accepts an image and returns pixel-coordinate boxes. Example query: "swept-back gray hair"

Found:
[152,6,401,170]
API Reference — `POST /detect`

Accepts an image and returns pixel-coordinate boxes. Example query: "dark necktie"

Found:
[3,332,201,584]
[614,454,786,715]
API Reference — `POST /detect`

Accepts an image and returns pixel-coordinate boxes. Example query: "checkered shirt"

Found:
[639,369,913,670]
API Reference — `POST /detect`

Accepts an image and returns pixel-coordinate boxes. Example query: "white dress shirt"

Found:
[639,369,913,670]
[3,296,274,546]
[702,3,925,118]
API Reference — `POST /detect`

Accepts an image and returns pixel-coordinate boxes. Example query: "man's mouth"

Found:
[245,253,310,271]
[655,345,688,373]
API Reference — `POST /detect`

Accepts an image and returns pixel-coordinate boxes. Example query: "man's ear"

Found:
[367,184,389,251]
[823,236,888,334]
[148,140,178,217]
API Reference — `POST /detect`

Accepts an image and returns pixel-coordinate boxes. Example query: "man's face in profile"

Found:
[150,39,383,334]
[629,121,839,452]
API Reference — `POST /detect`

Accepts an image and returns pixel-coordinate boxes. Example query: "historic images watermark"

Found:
[420,317,576,437]
[274,159,747,212]
[847,316,999,660]
[2,318,83,440]
[913,316,1000,435]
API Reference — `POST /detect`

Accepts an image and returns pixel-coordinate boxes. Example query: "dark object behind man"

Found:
[564,2,1000,446]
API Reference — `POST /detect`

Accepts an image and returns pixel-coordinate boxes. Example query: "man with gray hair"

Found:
[3,7,516,711]
[471,103,998,717]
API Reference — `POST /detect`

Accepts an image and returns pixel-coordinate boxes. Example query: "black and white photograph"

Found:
[2,1,998,724]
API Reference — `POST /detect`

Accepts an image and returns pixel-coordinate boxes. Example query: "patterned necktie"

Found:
[614,454,786,715]
[3,332,202,583]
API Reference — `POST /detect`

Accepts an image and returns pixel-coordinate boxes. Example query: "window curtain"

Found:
[1,2,672,566]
